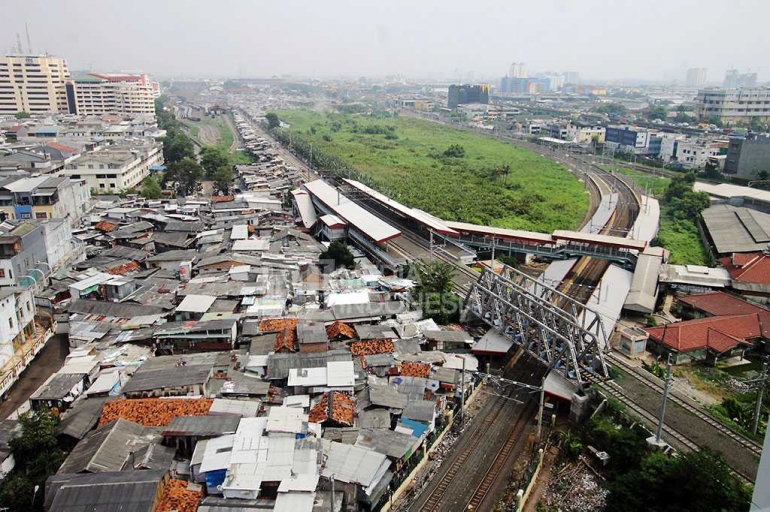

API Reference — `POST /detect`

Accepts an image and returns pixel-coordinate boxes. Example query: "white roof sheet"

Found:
[199,434,236,473]
[288,367,328,387]
[274,492,316,512]
[70,272,114,291]
[265,436,295,482]
[176,294,217,313]
[292,190,318,229]
[624,252,664,314]
[326,361,355,387]
[233,239,271,252]
[321,441,390,489]
[247,355,269,369]
[325,291,369,308]
[84,370,121,396]
[231,224,249,240]
[278,474,320,492]
[303,180,401,243]
[292,446,319,476]
[267,406,306,434]
[694,181,770,203]
[472,329,513,354]
[581,193,618,234]
[630,196,661,243]
[210,398,260,417]
[343,179,456,235]
[580,264,633,349]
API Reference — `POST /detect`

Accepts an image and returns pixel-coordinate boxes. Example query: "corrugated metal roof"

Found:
[274,491,316,512]
[303,180,400,243]
[320,440,390,489]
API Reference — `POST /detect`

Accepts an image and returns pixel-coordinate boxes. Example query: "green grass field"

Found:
[277,110,588,232]
[608,167,708,265]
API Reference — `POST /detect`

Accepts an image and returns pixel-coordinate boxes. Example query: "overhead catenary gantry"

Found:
[465,265,610,387]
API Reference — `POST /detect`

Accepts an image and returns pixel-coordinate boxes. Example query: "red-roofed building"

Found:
[677,291,770,337]
[645,314,760,364]
[720,252,770,302]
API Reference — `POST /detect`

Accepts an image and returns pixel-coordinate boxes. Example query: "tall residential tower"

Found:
[0,54,70,115]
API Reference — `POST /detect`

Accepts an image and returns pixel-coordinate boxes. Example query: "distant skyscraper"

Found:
[509,62,527,78]
[564,72,580,85]
[724,69,739,87]
[686,68,707,87]
[737,72,758,88]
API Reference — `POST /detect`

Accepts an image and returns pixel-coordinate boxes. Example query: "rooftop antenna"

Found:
[15,33,23,54]
[25,23,32,54]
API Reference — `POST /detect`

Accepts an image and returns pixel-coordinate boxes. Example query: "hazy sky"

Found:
[3,0,768,82]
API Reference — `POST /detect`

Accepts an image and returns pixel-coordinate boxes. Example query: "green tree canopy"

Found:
[141,176,163,199]
[0,408,66,511]
[319,241,355,271]
[14,111,30,119]
[409,261,460,324]
[647,105,669,121]
[265,112,280,130]
[212,166,233,194]
[200,147,231,179]
[161,132,195,163]
[165,157,203,196]
[595,103,627,115]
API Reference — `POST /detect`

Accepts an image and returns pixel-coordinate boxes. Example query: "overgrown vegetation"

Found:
[0,408,66,511]
[410,261,462,324]
[575,407,752,512]
[612,167,710,265]
[319,241,356,271]
[273,110,588,232]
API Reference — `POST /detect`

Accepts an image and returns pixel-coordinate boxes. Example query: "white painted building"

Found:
[566,123,605,144]
[63,142,162,191]
[66,73,156,116]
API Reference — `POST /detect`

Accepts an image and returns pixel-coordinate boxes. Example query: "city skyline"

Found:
[2,0,768,82]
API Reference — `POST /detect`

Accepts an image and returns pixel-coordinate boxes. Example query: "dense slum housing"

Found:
[0,126,485,512]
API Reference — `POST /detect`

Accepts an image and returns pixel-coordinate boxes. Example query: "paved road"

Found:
[0,334,69,420]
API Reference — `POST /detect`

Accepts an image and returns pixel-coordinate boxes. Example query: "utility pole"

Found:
[429,229,434,261]
[330,475,335,512]
[490,236,496,270]
[654,354,674,444]
[752,361,768,435]
[460,356,466,424]
[537,374,546,442]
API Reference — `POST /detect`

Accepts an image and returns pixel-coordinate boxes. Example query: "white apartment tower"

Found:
[686,68,707,87]
[65,73,156,116]
[509,62,527,78]
[0,54,70,115]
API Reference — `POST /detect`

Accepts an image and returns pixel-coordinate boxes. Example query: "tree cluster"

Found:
[581,412,751,512]
[663,172,711,220]
[410,261,461,324]
[319,241,356,272]
[0,409,66,511]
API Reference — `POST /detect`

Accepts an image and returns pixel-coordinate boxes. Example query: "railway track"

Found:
[463,401,537,511]
[606,353,763,456]
[411,354,544,512]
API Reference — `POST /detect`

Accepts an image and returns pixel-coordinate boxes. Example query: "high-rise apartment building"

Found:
[564,72,580,85]
[724,69,739,88]
[686,68,707,87]
[508,62,527,78]
[65,73,156,116]
[0,54,70,115]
